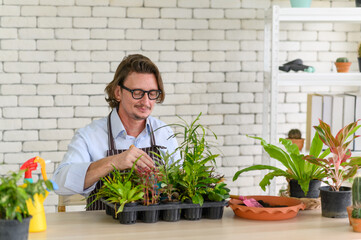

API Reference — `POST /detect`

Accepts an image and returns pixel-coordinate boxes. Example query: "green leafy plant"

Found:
[304,119,361,191]
[90,162,144,214]
[154,150,181,202]
[0,170,54,222]
[170,113,220,206]
[358,43,361,58]
[352,177,361,219]
[233,133,327,196]
[137,166,162,206]
[336,57,349,62]
[206,182,230,202]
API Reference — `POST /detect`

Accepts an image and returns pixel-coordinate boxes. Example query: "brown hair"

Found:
[105,54,165,108]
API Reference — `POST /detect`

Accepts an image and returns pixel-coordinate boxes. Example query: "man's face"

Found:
[116,72,159,121]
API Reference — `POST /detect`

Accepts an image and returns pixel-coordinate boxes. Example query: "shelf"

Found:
[277,8,361,22]
[278,73,361,86]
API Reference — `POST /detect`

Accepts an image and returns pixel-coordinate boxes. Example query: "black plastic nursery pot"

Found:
[289,179,321,198]
[319,186,351,218]
[202,204,225,219]
[0,217,31,240]
[118,202,138,225]
[139,204,160,223]
[161,201,181,222]
[101,198,227,224]
[182,205,203,221]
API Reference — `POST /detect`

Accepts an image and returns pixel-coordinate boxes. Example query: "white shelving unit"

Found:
[263,6,361,195]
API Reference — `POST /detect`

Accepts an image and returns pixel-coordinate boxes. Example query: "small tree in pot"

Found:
[304,119,361,218]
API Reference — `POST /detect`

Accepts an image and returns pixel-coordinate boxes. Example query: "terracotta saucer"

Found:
[228,195,305,221]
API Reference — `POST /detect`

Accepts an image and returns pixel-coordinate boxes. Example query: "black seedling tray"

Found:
[101,198,228,224]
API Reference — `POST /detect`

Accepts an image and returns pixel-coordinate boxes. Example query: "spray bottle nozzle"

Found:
[20,157,38,183]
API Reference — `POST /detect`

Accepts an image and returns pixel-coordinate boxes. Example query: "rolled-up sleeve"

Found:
[52,130,97,196]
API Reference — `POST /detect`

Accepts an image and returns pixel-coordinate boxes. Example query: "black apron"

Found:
[86,111,164,210]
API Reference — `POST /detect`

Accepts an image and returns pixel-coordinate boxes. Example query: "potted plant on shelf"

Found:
[304,119,361,218]
[287,128,305,151]
[335,57,352,73]
[0,170,54,240]
[233,133,326,200]
[350,176,361,232]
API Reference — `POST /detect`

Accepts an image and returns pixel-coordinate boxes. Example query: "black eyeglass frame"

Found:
[119,84,162,100]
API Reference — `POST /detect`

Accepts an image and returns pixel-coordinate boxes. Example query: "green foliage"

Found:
[336,57,349,62]
[233,133,326,196]
[304,119,361,191]
[352,208,361,219]
[206,182,230,202]
[154,151,181,202]
[0,170,54,222]
[352,177,361,210]
[90,162,144,214]
[358,43,361,58]
[169,113,221,206]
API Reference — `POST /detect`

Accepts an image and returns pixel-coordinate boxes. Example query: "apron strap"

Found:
[107,111,116,152]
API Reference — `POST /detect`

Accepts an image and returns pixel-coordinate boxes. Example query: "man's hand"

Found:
[111,145,154,171]
[84,145,154,190]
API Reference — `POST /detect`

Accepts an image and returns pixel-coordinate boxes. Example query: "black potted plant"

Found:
[233,133,326,200]
[90,163,144,224]
[154,151,182,222]
[171,113,221,220]
[136,166,163,223]
[203,180,230,219]
[304,119,361,218]
[0,170,54,240]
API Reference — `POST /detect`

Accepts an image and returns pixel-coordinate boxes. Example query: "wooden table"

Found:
[29,208,358,240]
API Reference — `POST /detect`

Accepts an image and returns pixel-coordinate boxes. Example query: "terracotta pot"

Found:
[347,206,352,225]
[351,217,361,232]
[287,138,305,151]
[334,62,352,73]
[229,195,305,221]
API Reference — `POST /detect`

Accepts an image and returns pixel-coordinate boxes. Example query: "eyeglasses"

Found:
[120,84,161,100]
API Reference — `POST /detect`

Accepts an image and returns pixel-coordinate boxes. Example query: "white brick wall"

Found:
[0,0,358,212]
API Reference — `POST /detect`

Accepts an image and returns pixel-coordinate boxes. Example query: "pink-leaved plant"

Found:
[304,119,361,191]
[137,166,162,206]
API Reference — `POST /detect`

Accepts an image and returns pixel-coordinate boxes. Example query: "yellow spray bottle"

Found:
[20,156,58,233]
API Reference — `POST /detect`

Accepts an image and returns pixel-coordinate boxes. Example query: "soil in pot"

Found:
[0,217,31,240]
[319,186,351,218]
[289,179,321,198]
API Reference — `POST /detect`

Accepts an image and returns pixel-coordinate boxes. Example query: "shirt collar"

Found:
[110,108,151,139]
